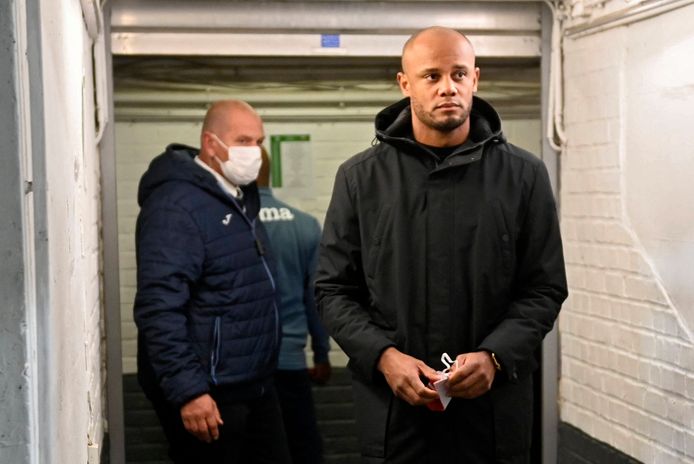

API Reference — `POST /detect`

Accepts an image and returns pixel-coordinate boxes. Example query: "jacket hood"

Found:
[138,143,227,207]
[374,96,505,153]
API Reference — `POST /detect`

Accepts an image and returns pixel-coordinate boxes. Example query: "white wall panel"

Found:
[623,8,694,336]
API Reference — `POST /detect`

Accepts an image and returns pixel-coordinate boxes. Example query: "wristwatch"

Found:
[489,352,502,371]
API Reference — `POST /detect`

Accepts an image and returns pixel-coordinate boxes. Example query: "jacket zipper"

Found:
[251,219,280,349]
[210,316,221,385]
[221,191,280,353]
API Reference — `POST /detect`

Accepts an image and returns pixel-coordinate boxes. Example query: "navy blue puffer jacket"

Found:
[134,144,279,407]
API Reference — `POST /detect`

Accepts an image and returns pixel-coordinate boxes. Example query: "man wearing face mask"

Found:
[134,100,291,463]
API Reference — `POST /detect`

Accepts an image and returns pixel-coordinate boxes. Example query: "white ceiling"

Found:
[111,0,544,121]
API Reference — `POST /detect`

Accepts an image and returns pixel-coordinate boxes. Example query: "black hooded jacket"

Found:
[315,97,568,459]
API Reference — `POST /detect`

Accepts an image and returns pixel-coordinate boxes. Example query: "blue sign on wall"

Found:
[321,34,340,48]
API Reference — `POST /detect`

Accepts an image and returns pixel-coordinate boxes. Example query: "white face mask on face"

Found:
[209,133,262,186]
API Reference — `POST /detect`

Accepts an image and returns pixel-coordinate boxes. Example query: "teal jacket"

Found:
[259,188,330,370]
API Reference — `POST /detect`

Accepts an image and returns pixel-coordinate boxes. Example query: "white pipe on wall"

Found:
[543,0,568,152]
[81,0,109,143]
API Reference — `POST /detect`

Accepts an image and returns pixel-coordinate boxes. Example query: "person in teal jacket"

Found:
[257,147,331,464]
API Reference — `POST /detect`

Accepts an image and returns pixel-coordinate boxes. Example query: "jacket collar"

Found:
[138,144,259,218]
[374,96,506,168]
[193,155,242,199]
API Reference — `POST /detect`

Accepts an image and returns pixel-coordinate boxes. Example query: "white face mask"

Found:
[210,133,262,186]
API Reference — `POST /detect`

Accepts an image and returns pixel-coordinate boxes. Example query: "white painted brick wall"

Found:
[560,6,694,462]
[36,1,105,461]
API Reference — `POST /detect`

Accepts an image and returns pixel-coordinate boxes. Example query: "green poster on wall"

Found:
[269,134,311,191]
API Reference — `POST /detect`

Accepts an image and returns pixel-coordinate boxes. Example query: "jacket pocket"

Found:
[492,200,514,272]
[209,316,222,385]
[491,375,533,459]
[352,374,393,458]
[365,203,392,279]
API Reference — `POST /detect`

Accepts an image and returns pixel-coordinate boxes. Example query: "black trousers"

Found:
[148,384,291,464]
[274,369,324,464]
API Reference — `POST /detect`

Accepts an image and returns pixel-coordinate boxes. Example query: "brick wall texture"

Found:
[39,1,106,461]
[559,12,694,463]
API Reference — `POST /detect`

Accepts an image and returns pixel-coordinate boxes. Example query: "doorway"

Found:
[105,2,551,461]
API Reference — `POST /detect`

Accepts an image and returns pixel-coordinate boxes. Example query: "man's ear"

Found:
[472,67,480,93]
[397,72,410,97]
[201,131,214,156]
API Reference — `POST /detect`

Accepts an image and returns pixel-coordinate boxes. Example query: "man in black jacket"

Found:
[134,100,290,463]
[315,27,568,463]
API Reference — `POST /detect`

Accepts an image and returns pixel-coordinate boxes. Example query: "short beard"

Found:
[411,100,469,133]
[430,114,467,132]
